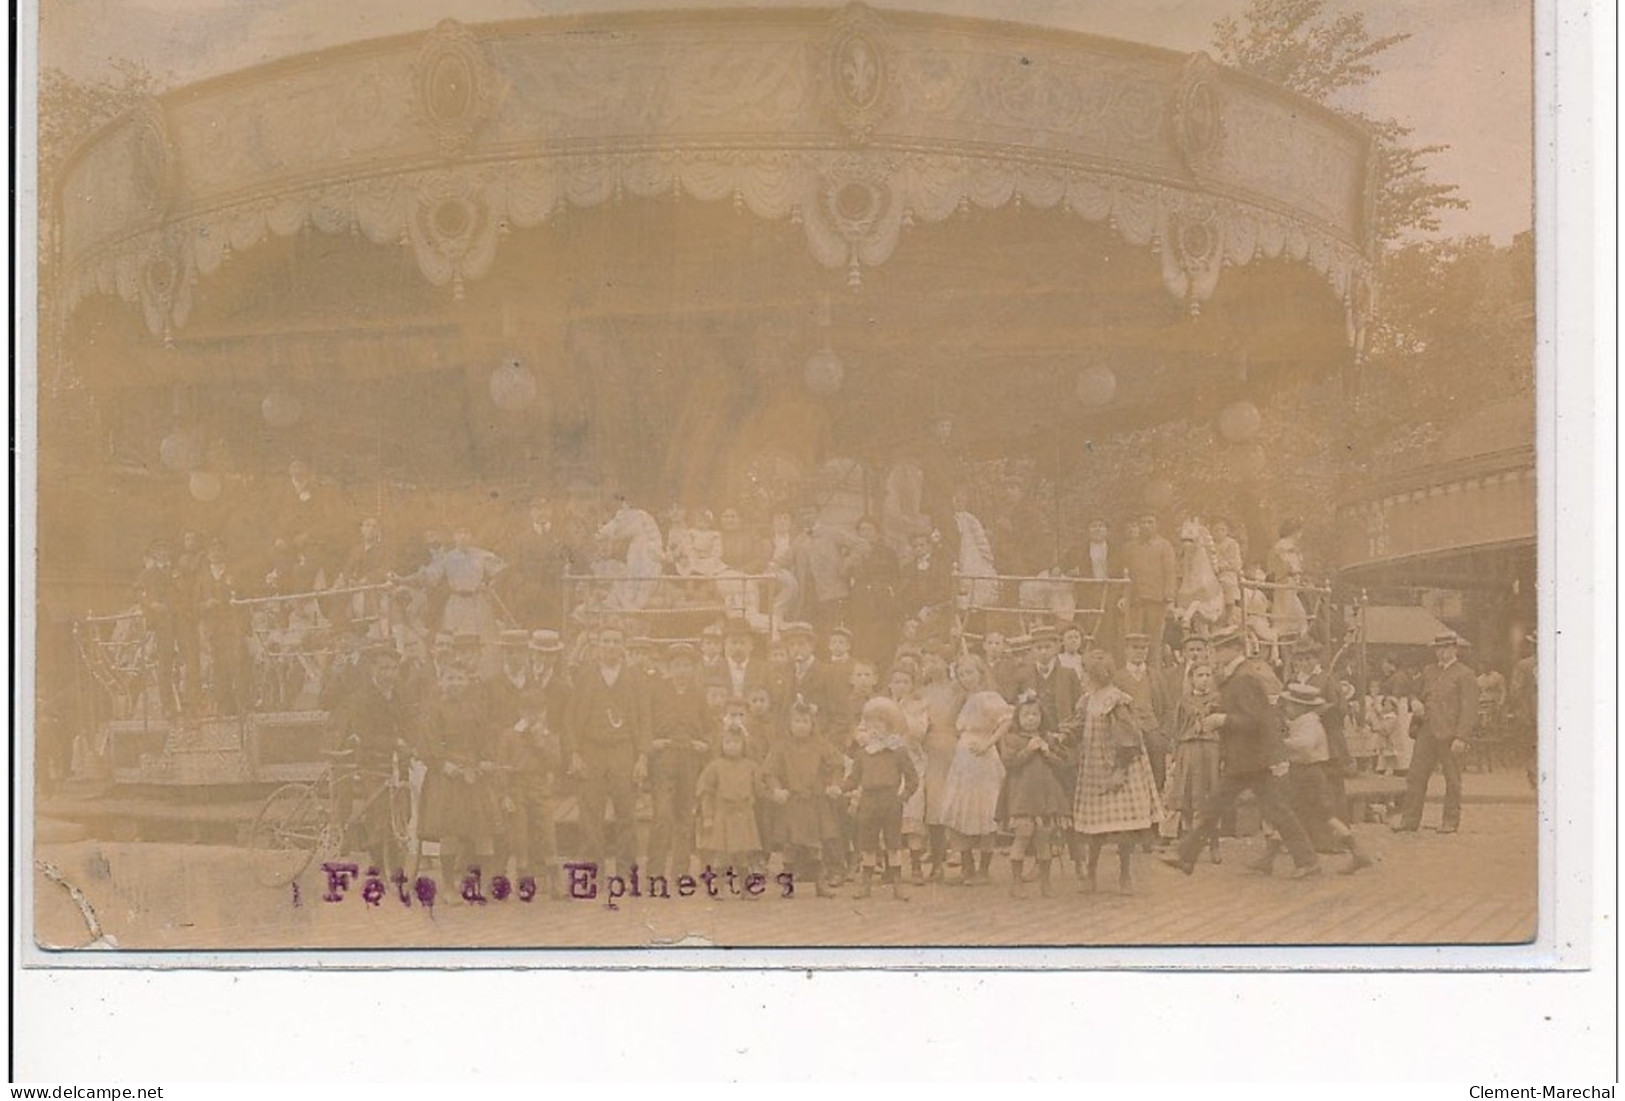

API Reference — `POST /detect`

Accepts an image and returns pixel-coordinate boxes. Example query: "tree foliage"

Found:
[1212,0,1467,246]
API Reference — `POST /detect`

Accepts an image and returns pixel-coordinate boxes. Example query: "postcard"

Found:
[22,0,1557,960]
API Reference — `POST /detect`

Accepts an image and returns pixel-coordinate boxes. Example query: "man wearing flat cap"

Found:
[1395,632,1479,834]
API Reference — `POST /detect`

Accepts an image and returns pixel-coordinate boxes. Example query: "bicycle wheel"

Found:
[248,782,327,888]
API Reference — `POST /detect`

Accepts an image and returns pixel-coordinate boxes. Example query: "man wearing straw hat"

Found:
[1393,631,1480,834]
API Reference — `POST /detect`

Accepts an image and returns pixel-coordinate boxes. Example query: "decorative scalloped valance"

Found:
[54,6,1377,346]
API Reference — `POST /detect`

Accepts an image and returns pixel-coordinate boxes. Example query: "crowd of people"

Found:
[97,455,1537,902]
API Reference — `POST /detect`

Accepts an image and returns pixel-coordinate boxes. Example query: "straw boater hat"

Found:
[1280,682,1329,709]
[528,629,563,653]
[700,621,725,639]
[667,641,699,661]
[1431,631,1462,648]
[782,621,815,639]
[1029,625,1058,643]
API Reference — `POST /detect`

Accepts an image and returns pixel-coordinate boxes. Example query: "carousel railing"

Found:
[232,583,392,712]
[560,569,784,645]
[949,571,1133,645]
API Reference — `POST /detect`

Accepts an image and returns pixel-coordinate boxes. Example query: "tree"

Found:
[1212,0,1467,246]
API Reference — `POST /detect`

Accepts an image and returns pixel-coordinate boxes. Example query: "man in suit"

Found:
[1394,632,1480,834]
[194,539,246,717]
[645,643,714,881]
[564,622,652,875]
[720,618,770,705]
[1067,516,1126,658]
[780,621,833,724]
[1122,513,1178,663]
[1162,626,1320,878]
[491,629,570,895]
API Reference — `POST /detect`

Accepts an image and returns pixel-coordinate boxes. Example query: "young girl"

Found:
[844,696,921,900]
[999,691,1070,898]
[1159,663,1222,863]
[1058,626,1087,680]
[887,661,933,884]
[1066,650,1164,894]
[938,686,1013,886]
[763,698,844,899]
[695,722,769,897]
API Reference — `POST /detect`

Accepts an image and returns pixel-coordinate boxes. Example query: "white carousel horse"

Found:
[593,502,665,611]
[1174,519,1226,634]
[955,508,1000,609]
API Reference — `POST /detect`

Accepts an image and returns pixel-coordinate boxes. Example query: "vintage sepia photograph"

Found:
[25,0,1540,954]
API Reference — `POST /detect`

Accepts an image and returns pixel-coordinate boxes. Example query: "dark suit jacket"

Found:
[565,665,653,761]
[1419,660,1480,743]
[1216,660,1288,775]
[1020,661,1082,732]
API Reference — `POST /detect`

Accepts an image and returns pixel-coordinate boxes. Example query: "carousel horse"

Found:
[593,501,665,611]
[955,507,1000,610]
[1173,519,1226,635]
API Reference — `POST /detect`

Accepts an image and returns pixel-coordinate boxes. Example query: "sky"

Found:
[34,0,1534,242]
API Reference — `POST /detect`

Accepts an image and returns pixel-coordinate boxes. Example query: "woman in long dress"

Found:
[1065,650,1165,894]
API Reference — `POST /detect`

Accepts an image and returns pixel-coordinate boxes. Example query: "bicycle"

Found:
[247,740,416,888]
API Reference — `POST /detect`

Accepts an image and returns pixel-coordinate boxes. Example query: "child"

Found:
[1159,663,1222,863]
[1059,626,1087,680]
[887,662,933,884]
[695,722,770,897]
[763,698,844,899]
[1252,683,1373,876]
[999,691,1069,898]
[826,627,855,693]
[1210,517,1243,622]
[938,690,1014,886]
[844,696,921,900]
[765,637,793,707]
[745,685,781,754]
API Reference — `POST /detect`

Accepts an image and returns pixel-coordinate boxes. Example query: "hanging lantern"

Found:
[261,390,302,429]
[804,346,844,397]
[1218,399,1262,443]
[1075,364,1117,408]
[159,429,201,472]
[489,355,538,411]
[188,471,222,502]
[1144,478,1174,511]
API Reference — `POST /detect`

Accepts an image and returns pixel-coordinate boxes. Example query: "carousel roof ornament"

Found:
[54,4,1377,342]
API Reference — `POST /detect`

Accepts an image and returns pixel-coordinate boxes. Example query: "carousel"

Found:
[40,5,1376,826]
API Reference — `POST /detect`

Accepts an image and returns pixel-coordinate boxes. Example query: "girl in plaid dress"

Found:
[1065,650,1165,894]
